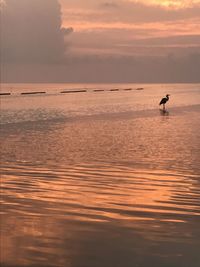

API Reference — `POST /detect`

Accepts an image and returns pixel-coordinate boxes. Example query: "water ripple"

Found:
[1,162,200,223]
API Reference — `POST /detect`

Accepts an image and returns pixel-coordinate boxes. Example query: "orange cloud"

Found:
[132,0,200,9]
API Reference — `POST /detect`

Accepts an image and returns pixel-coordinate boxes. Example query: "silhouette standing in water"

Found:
[159,94,170,111]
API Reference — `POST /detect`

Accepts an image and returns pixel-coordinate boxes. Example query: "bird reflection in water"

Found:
[160,109,169,116]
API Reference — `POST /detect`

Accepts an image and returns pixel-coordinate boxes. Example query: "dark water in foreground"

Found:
[1,84,200,267]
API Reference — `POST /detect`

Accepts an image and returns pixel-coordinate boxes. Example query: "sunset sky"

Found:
[60,0,200,57]
[1,0,200,82]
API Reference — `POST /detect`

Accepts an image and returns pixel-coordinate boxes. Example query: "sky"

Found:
[1,0,200,83]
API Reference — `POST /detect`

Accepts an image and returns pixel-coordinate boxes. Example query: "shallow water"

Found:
[1,83,200,267]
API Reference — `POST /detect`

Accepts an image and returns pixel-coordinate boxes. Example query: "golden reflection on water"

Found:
[1,92,200,266]
[1,162,200,267]
[1,110,200,171]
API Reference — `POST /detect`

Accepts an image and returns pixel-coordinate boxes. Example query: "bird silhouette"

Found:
[159,94,170,110]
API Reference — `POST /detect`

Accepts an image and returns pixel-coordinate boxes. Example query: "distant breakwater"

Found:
[0,88,144,96]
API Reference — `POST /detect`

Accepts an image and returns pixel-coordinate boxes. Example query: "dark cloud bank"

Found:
[1,0,200,83]
[1,0,72,63]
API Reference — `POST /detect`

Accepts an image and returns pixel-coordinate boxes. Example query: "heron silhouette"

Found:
[159,94,170,111]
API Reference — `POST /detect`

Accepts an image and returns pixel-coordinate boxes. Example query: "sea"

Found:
[1,83,200,267]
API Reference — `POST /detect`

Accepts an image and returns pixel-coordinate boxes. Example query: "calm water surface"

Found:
[1,83,200,267]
